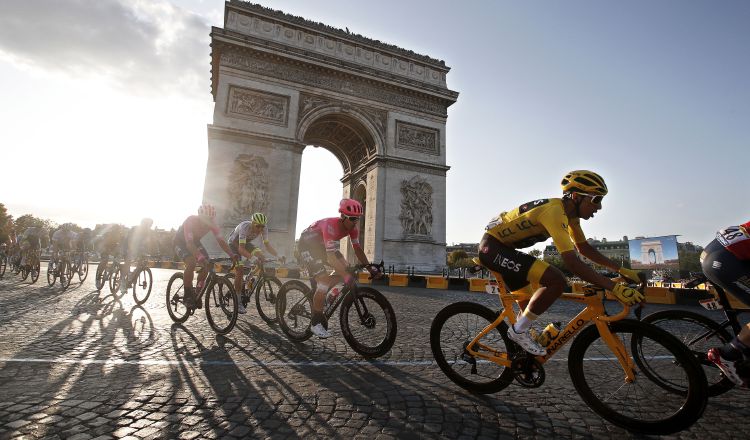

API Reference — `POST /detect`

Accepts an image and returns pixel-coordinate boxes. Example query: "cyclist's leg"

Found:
[174,240,198,306]
[702,240,750,386]
[195,260,209,292]
[299,239,332,337]
[478,234,557,355]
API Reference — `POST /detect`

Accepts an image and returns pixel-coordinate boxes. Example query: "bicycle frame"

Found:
[195,259,235,304]
[466,271,636,381]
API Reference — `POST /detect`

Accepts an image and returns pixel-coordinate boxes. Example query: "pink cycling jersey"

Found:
[716,220,750,260]
[181,215,221,244]
[303,217,361,252]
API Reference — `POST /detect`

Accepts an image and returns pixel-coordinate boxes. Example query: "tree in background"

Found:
[0,203,13,244]
[58,222,83,233]
[14,214,56,232]
[678,246,702,274]
[447,250,468,267]
[529,249,542,259]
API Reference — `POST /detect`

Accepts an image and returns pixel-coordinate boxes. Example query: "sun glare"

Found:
[295,146,345,234]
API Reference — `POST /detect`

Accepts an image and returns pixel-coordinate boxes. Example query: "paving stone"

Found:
[1,275,748,440]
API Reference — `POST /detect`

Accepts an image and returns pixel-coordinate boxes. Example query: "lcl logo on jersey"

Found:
[493,255,522,272]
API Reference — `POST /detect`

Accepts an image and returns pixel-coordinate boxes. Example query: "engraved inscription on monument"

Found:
[399,176,433,238]
[396,121,439,155]
[226,154,270,223]
[226,85,289,126]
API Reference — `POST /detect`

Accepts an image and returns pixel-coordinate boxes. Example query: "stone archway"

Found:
[202,1,458,272]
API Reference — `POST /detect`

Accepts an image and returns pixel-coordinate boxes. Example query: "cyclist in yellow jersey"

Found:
[479,170,644,355]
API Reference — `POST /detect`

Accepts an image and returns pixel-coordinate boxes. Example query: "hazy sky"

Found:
[1,0,748,250]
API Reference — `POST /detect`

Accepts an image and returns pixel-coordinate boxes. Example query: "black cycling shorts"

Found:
[478,233,549,292]
[297,231,341,277]
[173,236,208,262]
[702,239,750,308]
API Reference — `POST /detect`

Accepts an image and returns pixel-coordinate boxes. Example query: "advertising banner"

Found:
[628,235,680,270]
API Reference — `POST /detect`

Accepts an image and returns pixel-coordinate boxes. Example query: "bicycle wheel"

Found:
[255,276,281,325]
[59,261,72,289]
[166,272,190,323]
[205,276,238,335]
[94,264,108,291]
[47,260,57,286]
[275,280,313,342]
[132,267,153,305]
[30,259,40,284]
[109,268,120,294]
[430,302,515,394]
[20,264,29,281]
[568,319,708,435]
[78,254,89,282]
[640,309,735,397]
[339,287,398,358]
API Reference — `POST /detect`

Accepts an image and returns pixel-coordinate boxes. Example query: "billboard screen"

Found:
[628,235,680,270]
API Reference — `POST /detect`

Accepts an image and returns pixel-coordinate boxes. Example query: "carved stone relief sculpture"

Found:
[226,85,289,126]
[395,121,439,155]
[399,176,433,238]
[226,154,270,223]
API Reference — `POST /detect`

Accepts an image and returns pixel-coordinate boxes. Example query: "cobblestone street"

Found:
[1,268,748,439]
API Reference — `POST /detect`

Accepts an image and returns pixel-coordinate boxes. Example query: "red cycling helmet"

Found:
[339,199,363,217]
[198,204,216,218]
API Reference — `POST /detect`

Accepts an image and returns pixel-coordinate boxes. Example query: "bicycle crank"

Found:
[511,354,546,388]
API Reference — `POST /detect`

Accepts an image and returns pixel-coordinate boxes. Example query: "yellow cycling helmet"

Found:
[561,170,608,196]
[250,212,268,225]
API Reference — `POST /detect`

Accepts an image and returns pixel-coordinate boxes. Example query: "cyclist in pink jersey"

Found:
[173,205,238,308]
[704,220,750,388]
[297,199,382,338]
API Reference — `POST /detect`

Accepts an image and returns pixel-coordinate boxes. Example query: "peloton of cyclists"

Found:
[174,205,238,309]
[93,224,127,271]
[296,198,382,338]
[478,170,644,356]
[226,213,280,314]
[119,218,154,294]
[18,226,45,269]
[50,225,76,264]
[703,220,750,388]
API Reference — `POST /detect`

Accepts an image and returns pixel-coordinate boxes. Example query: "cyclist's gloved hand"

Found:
[618,267,642,284]
[367,264,383,279]
[612,283,644,305]
[195,253,206,264]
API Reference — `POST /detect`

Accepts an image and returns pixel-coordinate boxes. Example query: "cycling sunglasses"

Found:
[581,194,604,205]
[344,215,361,222]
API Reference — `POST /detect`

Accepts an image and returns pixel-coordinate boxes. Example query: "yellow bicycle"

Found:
[430,266,708,435]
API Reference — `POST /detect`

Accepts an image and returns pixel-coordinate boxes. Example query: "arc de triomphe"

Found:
[202,1,458,272]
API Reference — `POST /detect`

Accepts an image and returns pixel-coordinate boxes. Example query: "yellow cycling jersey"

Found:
[484,198,586,253]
